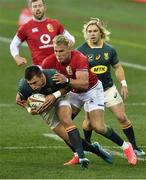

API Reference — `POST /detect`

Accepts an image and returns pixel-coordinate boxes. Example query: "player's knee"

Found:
[117,114,128,124]
[82,120,91,130]
[90,122,106,134]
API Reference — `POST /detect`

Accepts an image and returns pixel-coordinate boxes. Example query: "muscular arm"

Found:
[53,71,89,91]
[69,71,89,91]
[113,63,128,100]
[113,63,126,82]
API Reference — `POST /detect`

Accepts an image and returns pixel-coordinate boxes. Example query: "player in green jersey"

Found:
[77,18,145,157]
[16,65,114,168]
[16,65,89,168]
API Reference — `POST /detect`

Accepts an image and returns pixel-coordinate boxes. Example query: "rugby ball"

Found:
[27,93,46,110]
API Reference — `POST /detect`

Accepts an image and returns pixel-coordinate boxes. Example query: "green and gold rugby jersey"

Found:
[77,42,119,90]
[18,69,66,100]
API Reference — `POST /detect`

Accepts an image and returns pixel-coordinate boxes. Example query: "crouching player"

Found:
[16,65,113,168]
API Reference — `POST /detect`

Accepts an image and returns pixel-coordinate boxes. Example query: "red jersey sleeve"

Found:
[41,54,56,69]
[52,19,64,34]
[17,22,29,42]
[74,51,89,71]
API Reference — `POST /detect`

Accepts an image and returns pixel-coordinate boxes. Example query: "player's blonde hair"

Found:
[53,35,70,48]
[83,18,111,42]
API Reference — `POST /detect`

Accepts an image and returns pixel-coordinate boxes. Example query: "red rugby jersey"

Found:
[42,50,98,92]
[17,18,64,65]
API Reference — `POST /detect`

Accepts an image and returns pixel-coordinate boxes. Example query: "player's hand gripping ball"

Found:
[27,93,46,113]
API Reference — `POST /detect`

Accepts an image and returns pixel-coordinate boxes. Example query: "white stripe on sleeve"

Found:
[10,35,22,59]
[63,30,75,45]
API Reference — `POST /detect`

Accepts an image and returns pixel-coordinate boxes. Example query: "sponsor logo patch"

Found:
[32,27,39,33]
[90,65,107,74]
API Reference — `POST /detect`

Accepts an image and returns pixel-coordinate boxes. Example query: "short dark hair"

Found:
[31,0,45,5]
[25,65,42,80]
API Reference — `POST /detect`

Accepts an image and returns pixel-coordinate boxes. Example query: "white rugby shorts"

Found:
[40,96,71,129]
[69,80,104,112]
[104,85,123,108]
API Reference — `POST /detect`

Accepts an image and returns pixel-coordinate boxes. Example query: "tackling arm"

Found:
[69,71,89,91]
[52,71,89,91]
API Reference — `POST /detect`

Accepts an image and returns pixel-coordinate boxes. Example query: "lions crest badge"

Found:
[47,24,54,32]
[66,66,73,75]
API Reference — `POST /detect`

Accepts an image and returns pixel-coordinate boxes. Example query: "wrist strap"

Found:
[52,90,61,99]
[121,80,127,87]
[66,77,70,84]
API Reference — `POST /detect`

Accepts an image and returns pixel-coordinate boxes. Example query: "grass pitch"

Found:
[0,0,146,179]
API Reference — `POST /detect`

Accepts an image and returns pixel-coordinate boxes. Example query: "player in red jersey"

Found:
[10,0,75,67]
[18,0,32,27]
[42,34,137,166]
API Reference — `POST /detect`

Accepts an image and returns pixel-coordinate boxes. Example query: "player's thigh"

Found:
[69,91,83,110]
[71,104,81,115]
[41,106,61,129]
[57,105,74,128]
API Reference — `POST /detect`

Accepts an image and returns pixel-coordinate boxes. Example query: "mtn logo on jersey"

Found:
[90,65,107,74]
[32,27,39,33]
[66,66,73,75]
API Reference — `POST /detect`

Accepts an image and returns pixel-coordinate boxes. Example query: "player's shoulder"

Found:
[19,78,26,85]
[43,53,56,64]
[104,43,118,57]
[104,42,116,51]
[72,50,86,58]
[72,50,87,64]
[43,68,58,75]
[41,54,57,69]
[72,49,85,55]
[46,18,61,25]
[77,42,88,51]
[18,19,33,30]
[18,78,30,90]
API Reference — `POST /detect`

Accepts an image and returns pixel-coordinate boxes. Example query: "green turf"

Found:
[0,0,146,179]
